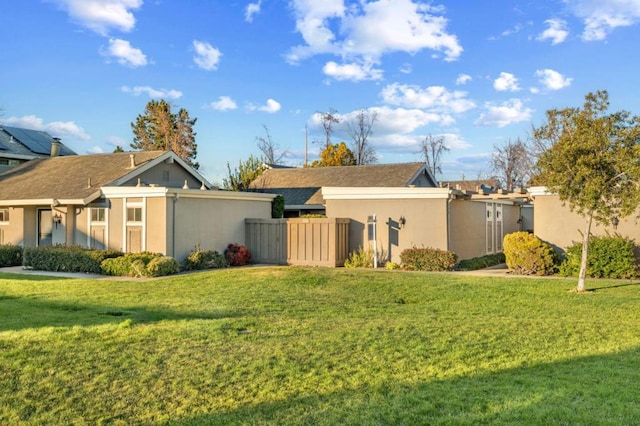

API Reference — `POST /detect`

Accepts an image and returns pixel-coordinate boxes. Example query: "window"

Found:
[0,159,20,166]
[91,208,106,222]
[127,207,142,222]
[0,208,8,223]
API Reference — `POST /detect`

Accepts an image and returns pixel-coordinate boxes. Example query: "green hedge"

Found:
[456,253,506,271]
[559,234,638,279]
[181,246,228,271]
[23,246,123,273]
[0,244,23,267]
[503,232,557,276]
[400,246,457,271]
[101,252,179,277]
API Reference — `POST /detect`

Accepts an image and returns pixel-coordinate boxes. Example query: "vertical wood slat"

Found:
[245,218,350,266]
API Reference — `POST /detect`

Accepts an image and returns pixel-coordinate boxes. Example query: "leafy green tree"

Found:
[310,142,356,167]
[534,90,640,292]
[113,145,125,153]
[131,99,199,169]
[223,155,265,191]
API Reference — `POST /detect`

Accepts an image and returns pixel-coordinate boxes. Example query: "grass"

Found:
[0,267,639,424]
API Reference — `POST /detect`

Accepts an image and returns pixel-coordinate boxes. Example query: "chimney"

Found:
[129,154,136,168]
[51,138,61,157]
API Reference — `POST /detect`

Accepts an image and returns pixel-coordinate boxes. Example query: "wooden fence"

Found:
[245,218,350,267]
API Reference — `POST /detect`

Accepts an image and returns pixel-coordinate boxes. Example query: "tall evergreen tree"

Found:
[131,99,199,169]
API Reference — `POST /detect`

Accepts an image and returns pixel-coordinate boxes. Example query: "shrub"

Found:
[146,256,180,277]
[385,261,400,270]
[559,234,638,279]
[224,244,251,266]
[100,252,178,277]
[299,214,327,218]
[182,245,228,271]
[0,244,22,267]
[344,246,374,268]
[400,246,457,271]
[272,195,285,219]
[503,232,557,276]
[22,246,123,273]
[456,253,506,271]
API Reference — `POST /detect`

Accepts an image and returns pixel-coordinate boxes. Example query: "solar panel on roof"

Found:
[0,140,7,150]
[2,126,76,156]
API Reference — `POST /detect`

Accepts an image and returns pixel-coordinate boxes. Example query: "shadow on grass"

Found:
[164,347,640,425]
[0,272,73,282]
[0,296,244,332]
[590,281,640,292]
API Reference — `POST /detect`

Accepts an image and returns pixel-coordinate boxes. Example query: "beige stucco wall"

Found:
[123,162,202,189]
[449,199,486,260]
[326,198,449,263]
[0,207,25,245]
[23,207,36,247]
[533,194,637,252]
[171,195,271,261]
[146,197,168,254]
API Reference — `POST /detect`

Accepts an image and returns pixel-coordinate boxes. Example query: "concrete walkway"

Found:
[0,266,142,280]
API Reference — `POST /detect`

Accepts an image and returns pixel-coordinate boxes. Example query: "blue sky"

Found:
[2,0,639,185]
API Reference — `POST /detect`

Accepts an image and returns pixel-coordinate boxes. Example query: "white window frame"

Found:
[0,208,9,224]
[87,207,109,249]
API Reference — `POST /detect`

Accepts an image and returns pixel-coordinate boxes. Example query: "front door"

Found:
[38,209,53,246]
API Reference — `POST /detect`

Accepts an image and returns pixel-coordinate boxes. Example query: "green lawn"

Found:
[1,267,639,425]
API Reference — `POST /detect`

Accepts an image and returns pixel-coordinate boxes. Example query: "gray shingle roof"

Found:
[251,163,432,205]
[0,151,166,202]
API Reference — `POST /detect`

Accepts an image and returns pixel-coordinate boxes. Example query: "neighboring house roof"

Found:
[0,126,76,159]
[0,150,210,205]
[251,163,435,206]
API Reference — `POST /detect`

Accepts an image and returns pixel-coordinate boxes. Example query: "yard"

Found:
[1,267,639,425]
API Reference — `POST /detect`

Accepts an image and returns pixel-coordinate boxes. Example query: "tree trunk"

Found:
[577,212,593,292]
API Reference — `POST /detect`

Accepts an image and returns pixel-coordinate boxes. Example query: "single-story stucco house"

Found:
[250,162,438,217]
[530,186,634,253]
[323,186,530,262]
[0,150,274,261]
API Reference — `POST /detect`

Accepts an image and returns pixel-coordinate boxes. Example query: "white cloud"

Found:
[248,99,281,113]
[400,63,413,74]
[88,146,105,154]
[3,115,90,141]
[535,69,572,90]
[322,60,383,81]
[380,83,476,113]
[105,135,126,147]
[193,40,222,71]
[456,73,472,85]
[50,0,142,35]
[565,0,640,41]
[493,72,520,92]
[537,18,569,44]
[287,0,462,64]
[121,85,183,99]
[475,99,533,128]
[102,38,147,67]
[210,96,238,111]
[245,0,262,22]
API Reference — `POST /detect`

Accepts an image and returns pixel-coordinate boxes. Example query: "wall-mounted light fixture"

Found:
[612,216,619,230]
[53,212,62,228]
[399,216,406,229]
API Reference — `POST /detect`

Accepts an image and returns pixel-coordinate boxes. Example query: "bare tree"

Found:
[420,134,449,178]
[345,109,378,165]
[256,125,287,165]
[491,138,533,191]
[318,108,340,150]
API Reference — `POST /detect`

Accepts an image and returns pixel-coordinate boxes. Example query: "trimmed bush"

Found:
[224,244,251,266]
[100,252,177,277]
[182,246,228,271]
[0,244,23,267]
[146,256,180,277]
[400,246,457,271]
[503,232,557,276]
[23,246,123,273]
[559,234,638,279]
[456,253,506,271]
